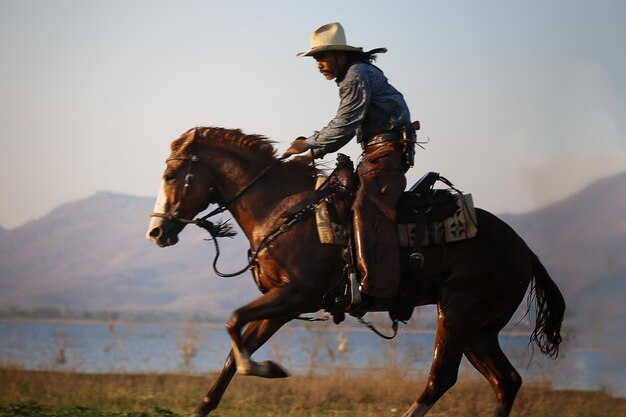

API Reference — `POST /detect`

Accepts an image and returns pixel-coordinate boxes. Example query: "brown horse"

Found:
[146,127,565,417]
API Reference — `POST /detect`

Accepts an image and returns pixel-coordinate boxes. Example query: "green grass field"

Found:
[2,367,625,417]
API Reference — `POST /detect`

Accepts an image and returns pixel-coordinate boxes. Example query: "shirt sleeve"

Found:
[305,71,371,158]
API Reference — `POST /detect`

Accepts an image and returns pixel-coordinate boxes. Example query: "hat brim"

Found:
[297,45,363,57]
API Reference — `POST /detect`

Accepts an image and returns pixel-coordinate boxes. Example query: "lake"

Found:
[1,318,624,397]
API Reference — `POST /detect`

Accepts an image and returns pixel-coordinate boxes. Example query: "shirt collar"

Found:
[335,61,356,84]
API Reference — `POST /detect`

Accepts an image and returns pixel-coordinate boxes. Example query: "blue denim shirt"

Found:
[304,62,411,158]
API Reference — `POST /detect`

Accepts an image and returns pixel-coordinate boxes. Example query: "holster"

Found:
[401,121,420,172]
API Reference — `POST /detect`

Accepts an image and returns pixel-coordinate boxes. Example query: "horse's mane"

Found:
[172,127,321,178]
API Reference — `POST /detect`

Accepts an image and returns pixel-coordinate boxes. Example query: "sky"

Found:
[1,0,625,229]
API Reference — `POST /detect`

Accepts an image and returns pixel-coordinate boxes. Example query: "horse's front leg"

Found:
[195,317,290,416]
[227,286,309,378]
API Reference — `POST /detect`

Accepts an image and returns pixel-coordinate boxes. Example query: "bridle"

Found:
[149,129,293,277]
[151,128,287,225]
[150,154,287,228]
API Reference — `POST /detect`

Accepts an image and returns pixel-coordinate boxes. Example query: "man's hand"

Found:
[282,137,310,158]
[291,152,314,165]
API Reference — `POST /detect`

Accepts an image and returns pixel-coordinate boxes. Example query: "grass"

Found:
[2,367,626,417]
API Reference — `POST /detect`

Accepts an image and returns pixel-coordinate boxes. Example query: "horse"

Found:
[146,127,565,417]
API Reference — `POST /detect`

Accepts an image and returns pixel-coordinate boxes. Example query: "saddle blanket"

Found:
[315,194,478,247]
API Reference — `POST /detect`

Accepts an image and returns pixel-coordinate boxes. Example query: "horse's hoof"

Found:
[257,360,290,378]
[194,406,209,417]
[194,398,217,416]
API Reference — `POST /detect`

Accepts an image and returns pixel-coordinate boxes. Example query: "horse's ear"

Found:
[183,127,198,149]
[189,127,199,141]
[171,128,198,153]
[184,128,198,147]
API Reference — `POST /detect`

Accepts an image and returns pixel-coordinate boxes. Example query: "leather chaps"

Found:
[353,140,406,298]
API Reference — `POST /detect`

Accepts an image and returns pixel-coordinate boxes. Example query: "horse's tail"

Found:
[529,251,565,359]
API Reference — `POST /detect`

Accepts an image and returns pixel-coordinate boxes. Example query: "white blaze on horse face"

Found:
[146,180,167,241]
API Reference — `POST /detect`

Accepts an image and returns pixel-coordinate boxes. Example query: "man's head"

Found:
[312,51,350,80]
[298,22,386,80]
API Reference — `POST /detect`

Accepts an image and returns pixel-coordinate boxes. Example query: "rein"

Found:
[198,155,288,221]
[207,165,333,277]
[203,198,319,278]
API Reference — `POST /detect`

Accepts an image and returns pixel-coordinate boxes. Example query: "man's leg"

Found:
[353,142,406,299]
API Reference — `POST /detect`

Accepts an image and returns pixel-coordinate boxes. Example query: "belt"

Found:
[361,131,403,149]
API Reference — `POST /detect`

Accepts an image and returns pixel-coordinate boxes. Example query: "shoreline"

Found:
[1,315,536,336]
[0,316,437,335]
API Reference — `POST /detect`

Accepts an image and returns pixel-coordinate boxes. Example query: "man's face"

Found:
[313,51,346,80]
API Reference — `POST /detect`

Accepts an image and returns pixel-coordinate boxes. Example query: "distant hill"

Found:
[0,192,258,318]
[1,173,625,348]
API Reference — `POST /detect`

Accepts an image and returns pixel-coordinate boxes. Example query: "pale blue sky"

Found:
[1,0,625,228]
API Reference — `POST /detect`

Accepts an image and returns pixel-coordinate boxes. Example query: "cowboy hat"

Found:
[297,22,365,57]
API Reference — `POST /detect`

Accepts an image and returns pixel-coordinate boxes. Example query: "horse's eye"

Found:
[164,173,177,183]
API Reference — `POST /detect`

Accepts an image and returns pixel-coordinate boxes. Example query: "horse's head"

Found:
[147,126,321,247]
[146,128,217,247]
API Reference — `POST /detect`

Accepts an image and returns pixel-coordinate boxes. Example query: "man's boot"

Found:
[353,208,401,304]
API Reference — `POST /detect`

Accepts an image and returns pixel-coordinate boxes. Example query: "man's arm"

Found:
[304,72,371,158]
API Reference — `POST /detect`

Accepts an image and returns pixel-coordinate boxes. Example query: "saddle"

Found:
[315,165,478,249]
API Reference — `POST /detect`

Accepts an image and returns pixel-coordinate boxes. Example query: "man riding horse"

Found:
[284,22,416,305]
[146,25,565,415]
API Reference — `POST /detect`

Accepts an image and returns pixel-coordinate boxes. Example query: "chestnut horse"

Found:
[146,127,565,417]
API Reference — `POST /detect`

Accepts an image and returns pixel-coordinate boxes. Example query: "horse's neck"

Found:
[218,161,312,246]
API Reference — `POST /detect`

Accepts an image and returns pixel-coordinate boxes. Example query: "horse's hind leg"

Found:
[403,308,469,417]
[464,333,522,417]
[195,317,289,416]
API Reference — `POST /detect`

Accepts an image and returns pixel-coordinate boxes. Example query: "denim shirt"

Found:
[304,62,411,158]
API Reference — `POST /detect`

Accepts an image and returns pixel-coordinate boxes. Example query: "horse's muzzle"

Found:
[146,219,182,247]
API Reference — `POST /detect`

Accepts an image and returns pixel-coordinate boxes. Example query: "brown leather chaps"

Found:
[353,140,406,298]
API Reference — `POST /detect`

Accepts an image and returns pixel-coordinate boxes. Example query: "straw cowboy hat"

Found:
[297,22,386,57]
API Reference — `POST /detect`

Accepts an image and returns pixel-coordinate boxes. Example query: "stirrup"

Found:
[347,270,361,310]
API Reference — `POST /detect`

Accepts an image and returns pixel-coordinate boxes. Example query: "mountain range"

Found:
[501,172,626,348]
[1,172,626,348]
[0,192,259,318]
